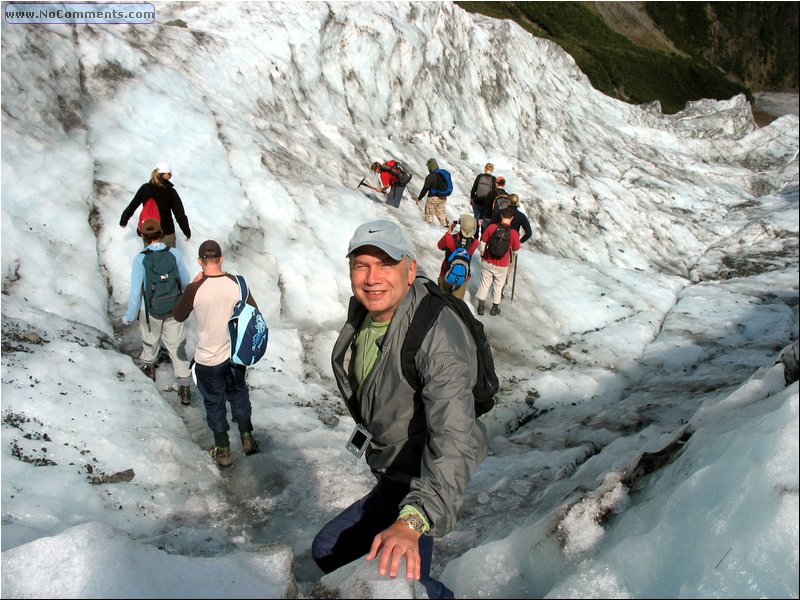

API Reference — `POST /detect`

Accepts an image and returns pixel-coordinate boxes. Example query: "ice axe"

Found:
[357,177,382,193]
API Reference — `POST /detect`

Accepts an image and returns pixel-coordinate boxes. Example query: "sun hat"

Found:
[459,214,477,237]
[347,220,415,261]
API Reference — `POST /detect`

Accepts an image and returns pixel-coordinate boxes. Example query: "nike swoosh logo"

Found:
[368,229,382,233]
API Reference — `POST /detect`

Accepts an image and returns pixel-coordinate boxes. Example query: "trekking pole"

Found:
[510,253,518,302]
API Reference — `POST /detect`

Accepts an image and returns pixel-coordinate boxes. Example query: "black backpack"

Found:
[487,224,512,259]
[474,173,494,200]
[493,194,512,213]
[401,279,499,417]
[141,248,182,319]
[385,161,412,186]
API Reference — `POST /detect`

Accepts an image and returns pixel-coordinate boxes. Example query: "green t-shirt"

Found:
[354,315,390,396]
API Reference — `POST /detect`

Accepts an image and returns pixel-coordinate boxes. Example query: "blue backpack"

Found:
[430,169,453,197]
[444,235,474,287]
[444,247,471,287]
[228,275,269,366]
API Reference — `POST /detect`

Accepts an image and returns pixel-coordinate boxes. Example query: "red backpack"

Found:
[384,160,412,185]
[137,198,160,233]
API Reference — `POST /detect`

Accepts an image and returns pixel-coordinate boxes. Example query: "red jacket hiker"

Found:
[480,222,521,267]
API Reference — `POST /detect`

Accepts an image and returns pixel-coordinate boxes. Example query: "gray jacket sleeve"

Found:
[402,304,489,536]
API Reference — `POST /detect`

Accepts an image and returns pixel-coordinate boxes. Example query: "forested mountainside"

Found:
[457,1,799,114]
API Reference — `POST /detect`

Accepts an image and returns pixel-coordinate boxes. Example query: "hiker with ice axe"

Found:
[357,160,412,208]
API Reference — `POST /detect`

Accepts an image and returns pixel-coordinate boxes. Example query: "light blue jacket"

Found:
[124,243,191,323]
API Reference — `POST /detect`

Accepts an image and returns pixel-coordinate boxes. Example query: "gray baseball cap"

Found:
[347,220,416,261]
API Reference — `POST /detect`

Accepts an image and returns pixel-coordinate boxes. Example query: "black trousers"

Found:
[311,474,454,598]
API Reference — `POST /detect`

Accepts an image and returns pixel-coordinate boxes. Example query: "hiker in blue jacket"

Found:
[119,161,192,248]
[122,219,193,405]
[313,219,487,599]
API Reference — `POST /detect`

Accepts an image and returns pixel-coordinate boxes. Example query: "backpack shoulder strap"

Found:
[234,274,248,304]
[402,278,498,414]
[401,279,447,392]
[138,247,159,324]
[141,246,171,256]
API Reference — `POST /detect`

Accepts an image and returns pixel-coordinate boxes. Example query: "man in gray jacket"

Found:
[312,219,488,599]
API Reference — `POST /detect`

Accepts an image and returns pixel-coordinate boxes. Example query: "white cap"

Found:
[347,220,415,261]
[155,161,172,174]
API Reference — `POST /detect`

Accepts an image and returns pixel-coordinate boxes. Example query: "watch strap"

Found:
[398,504,430,534]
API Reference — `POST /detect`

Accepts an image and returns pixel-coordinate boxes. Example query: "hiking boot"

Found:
[178,385,191,406]
[241,432,260,456]
[490,304,501,316]
[477,302,485,316]
[141,363,156,381]
[210,446,232,468]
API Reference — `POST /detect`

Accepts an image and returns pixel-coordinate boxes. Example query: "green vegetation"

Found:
[645,3,799,91]
[456,1,797,114]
